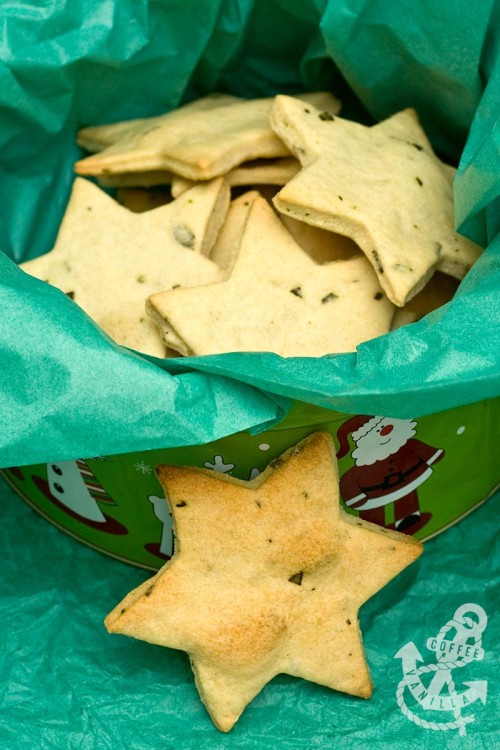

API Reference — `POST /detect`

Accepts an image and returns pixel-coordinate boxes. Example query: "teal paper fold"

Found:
[0,0,499,469]
[0,254,286,468]
[1,477,498,748]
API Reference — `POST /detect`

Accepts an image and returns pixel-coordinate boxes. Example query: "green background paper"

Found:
[1,0,499,469]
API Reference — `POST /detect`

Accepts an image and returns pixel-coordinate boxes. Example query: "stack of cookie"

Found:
[21,92,481,358]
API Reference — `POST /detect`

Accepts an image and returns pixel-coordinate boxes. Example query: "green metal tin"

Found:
[3,398,498,570]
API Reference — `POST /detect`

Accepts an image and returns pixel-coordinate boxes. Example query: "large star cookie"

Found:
[270,96,482,306]
[21,177,228,356]
[74,92,340,181]
[105,431,423,732]
[147,195,395,357]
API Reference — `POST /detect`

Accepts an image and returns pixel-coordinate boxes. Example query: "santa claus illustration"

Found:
[336,415,445,534]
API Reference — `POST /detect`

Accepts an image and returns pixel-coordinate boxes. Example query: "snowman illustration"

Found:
[336,415,445,534]
[32,459,127,534]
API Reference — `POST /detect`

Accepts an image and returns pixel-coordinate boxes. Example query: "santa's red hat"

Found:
[336,414,377,458]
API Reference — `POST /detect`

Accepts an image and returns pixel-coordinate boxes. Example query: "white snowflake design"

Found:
[203,455,235,474]
[134,460,153,475]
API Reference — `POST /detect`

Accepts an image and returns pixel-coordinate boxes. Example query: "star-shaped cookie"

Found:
[76,93,241,153]
[147,195,395,357]
[105,431,422,732]
[21,177,228,356]
[270,96,482,306]
[74,92,340,181]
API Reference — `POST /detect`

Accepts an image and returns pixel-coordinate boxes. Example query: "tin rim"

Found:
[2,469,497,572]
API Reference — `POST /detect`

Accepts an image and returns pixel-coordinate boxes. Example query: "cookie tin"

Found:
[2,398,498,570]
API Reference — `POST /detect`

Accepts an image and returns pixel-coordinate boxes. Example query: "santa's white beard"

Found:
[351,418,417,466]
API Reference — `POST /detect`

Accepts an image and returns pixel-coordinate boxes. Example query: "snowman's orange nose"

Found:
[380,424,393,436]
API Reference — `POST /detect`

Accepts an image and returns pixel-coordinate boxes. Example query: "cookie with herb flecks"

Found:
[147,195,394,357]
[105,431,423,732]
[74,92,340,182]
[270,96,482,307]
[21,177,228,356]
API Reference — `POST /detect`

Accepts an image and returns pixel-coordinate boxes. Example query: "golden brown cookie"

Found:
[105,432,422,732]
